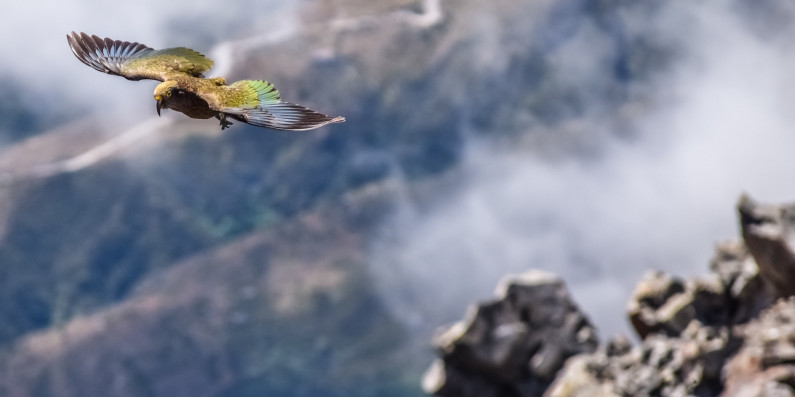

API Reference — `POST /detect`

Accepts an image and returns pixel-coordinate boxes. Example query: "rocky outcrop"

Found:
[422,270,599,397]
[548,321,740,396]
[738,194,795,299]
[424,195,795,397]
[722,297,795,396]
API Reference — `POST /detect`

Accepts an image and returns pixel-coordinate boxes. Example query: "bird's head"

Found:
[154,81,179,116]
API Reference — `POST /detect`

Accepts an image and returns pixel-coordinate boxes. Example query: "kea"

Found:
[67,32,345,131]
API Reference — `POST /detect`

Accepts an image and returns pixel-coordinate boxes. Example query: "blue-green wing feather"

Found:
[222,80,345,131]
[228,102,346,131]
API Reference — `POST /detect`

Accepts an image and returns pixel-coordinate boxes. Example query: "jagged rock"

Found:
[723,298,795,397]
[739,195,795,299]
[423,359,504,397]
[543,356,615,397]
[627,270,731,339]
[422,270,598,397]
[547,322,738,397]
[627,217,779,342]
[710,241,772,324]
[627,271,687,338]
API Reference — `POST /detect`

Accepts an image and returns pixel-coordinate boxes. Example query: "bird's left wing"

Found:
[67,32,214,81]
[208,80,345,131]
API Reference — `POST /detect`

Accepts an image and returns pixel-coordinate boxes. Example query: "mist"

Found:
[369,1,795,338]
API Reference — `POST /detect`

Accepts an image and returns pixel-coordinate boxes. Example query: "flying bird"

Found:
[67,32,345,131]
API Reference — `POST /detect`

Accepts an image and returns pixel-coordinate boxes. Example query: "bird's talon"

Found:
[218,115,233,130]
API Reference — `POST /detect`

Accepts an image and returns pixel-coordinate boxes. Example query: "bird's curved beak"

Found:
[155,95,162,116]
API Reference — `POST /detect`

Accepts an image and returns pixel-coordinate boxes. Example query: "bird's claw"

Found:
[220,119,233,130]
[217,114,233,131]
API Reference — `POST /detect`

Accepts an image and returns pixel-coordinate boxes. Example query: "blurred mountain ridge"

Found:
[0,0,750,396]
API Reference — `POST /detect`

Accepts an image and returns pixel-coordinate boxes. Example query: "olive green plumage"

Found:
[67,32,345,131]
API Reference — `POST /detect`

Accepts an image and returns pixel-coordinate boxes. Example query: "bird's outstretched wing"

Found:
[67,32,214,81]
[210,80,345,131]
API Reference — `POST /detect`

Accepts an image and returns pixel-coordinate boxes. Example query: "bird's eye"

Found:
[165,90,172,97]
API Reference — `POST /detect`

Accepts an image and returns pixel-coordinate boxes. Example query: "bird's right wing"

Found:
[67,32,214,81]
